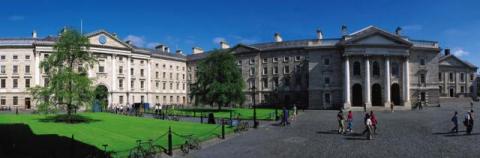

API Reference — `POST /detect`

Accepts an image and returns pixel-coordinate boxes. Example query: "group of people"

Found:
[280,105,298,126]
[451,110,475,134]
[337,110,378,140]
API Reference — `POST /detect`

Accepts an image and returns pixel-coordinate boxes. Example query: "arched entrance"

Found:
[391,83,401,105]
[371,84,382,106]
[94,85,109,112]
[352,84,363,107]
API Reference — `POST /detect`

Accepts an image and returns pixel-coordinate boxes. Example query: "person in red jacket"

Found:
[370,111,378,134]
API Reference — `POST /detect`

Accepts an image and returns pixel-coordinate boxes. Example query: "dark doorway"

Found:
[391,83,401,105]
[371,84,382,106]
[94,85,109,112]
[420,92,426,101]
[352,84,363,107]
[25,98,31,109]
[449,88,454,97]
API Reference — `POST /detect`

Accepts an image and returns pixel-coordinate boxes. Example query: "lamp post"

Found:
[251,84,258,128]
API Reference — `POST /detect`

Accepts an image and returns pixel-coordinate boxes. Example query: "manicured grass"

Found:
[152,108,281,120]
[0,112,231,157]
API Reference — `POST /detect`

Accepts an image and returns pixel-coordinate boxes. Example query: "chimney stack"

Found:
[112,33,118,38]
[220,41,230,49]
[445,48,451,56]
[395,27,402,36]
[165,47,170,53]
[176,50,183,55]
[316,29,323,40]
[155,44,166,51]
[274,33,283,42]
[341,25,348,36]
[126,40,132,45]
[192,47,204,54]
[32,30,37,39]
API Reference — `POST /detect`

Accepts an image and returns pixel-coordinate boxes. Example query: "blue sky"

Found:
[1,0,479,66]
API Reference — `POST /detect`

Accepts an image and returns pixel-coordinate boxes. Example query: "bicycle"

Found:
[129,139,164,158]
[234,121,249,133]
[180,135,201,154]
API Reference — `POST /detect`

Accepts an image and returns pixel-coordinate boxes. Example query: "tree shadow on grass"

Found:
[38,114,101,124]
[0,124,108,158]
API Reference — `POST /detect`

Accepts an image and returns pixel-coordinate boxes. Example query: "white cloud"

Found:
[401,24,423,32]
[453,48,470,57]
[212,37,226,44]
[123,35,145,47]
[8,15,25,21]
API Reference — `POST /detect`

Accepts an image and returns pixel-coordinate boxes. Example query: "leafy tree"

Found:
[190,49,245,110]
[30,28,97,118]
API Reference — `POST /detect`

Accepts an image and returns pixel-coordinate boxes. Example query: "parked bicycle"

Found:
[180,135,201,154]
[128,139,164,158]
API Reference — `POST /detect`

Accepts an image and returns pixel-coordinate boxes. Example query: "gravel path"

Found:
[185,99,480,158]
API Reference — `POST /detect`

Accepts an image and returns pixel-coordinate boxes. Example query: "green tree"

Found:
[190,49,245,110]
[30,28,97,118]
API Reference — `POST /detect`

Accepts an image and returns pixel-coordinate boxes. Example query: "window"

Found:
[324,58,330,65]
[248,80,254,89]
[273,57,278,62]
[119,96,124,104]
[449,73,454,82]
[284,77,290,86]
[461,86,465,93]
[439,86,443,94]
[140,80,144,89]
[156,72,159,78]
[182,74,185,80]
[176,83,179,90]
[131,80,134,89]
[176,73,179,80]
[163,72,166,78]
[156,82,159,88]
[391,63,399,77]
[273,67,278,74]
[163,64,166,68]
[262,78,268,88]
[141,96,145,103]
[170,82,173,89]
[13,96,18,105]
[250,68,255,76]
[183,83,185,90]
[439,72,442,81]
[13,65,18,74]
[44,54,49,59]
[471,74,475,81]
[13,55,18,60]
[273,77,279,88]
[250,59,255,65]
[262,58,268,63]
[25,65,30,74]
[131,68,134,76]
[420,74,426,84]
[0,97,5,105]
[284,66,290,74]
[353,62,361,76]
[98,65,104,73]
[1,79,5,88]
[119,56,123,61]
[295,56,301,61]
[460,73,465,82]
[420,58,425,65]
[325,77,330,84]
[372,61,380,76]
[13,79,18,88]
[25,55,30,60]
[119,66,123,74]
[0,56,5,60]
[119,79,123,89]
[1,65,5,74]
[140,60,144,64]
[130,59,134,64]
[140,69,144,77]
[163,82,166,90]
[263,67,268,75]
[170,73,173,79]
[284,56,289,62]
[25,79,30,88]
[325,93,331,104]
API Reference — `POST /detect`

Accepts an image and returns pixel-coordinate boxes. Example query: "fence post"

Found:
[200,112,204,124]
[168,126,173,156]
[221,119,225,139]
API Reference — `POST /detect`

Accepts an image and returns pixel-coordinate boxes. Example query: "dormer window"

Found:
[273,57,278,63]
[284,56,289,62]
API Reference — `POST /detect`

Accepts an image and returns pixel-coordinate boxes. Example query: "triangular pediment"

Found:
[230,44,260,53]
[354,34,399,45]
[440,55,477,68]
[341,26,412,47]
[86,30,131,49]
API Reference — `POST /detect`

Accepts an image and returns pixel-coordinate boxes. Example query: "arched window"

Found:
[353,61,361,76]
[372,61,380,76]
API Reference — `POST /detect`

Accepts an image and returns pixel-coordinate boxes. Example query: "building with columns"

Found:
[187,26,477,110]
[0,30,188,110]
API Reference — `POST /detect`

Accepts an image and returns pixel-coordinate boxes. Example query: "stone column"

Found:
[403,57,411,108]
[384,57,391,107]
[343,56,351,109]
[34,51,41,86]
[364,57,371,108]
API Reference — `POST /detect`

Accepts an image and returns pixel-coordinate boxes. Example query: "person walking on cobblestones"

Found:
[451,111,459,133]
[365,113,373,140]
[390,103,394,113]
[337,110,345,134]
[370,111,378,134]
[464,110,474,135]
[292,104,297,121]
[347,111,353,132]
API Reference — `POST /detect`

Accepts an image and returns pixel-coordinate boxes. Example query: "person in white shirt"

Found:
[365,114,373,140]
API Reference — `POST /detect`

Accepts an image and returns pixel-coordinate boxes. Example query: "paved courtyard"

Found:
[186,98,480,158]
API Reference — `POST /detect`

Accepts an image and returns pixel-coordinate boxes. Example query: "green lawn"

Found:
[151,108,281,120]
[0,112,231,157]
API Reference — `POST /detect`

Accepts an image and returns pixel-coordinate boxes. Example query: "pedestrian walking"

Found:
[390,103,394,113]
[464,110,474,135]
[337,110,345,134]
[292,104,297,121]
[451,111,458,133]
[283,106,290,126]
[347,111,353,132]
[365,114,373,140]
[370,111,377,134]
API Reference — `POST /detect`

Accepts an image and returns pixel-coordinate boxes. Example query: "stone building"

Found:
[0,30,187,110]
[187,26,478,110]
[438,49,478,98]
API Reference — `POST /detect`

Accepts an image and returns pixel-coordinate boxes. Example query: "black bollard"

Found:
[222,119,225,139]
[168,127,173,156]
[253,105,258,128]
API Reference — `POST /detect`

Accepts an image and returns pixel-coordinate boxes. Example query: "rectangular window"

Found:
[119,79,123,89]
[284,56,289,62]
[140,80,144,89]
[13,79,18,88]
[25,55,30,60]
[176,83,179,90]
[0,56,5,60]
[1,79,5,88]
[273,57,278,62]
[163,82,166,90]
[176,73,179,80]
[98,65,104,73]
[460,73,465,82]
[44,78,49,87]
[250,59,255,65]
[263,67,268,75]
[324,58,330,65]
[325,93,331,104]
[449,73,454,82]
[284,77,290,86]
[262,78,268,88]
[140,69,144,77]
[13,55,18,60]
[131,68,134,76]
[325,77,330,84]
[471,74,475,81]
[25,79,30,88]
[262,58,268,63]
[284,66,290,74]
[156,82,159,88]
[420,74,426,84]
[273,67,278,74]
[183,83,185,90]
[273,77,279,88]
[156,72,159,78]
[119,66,123,74]
[25,65,30,74]
[170,82,173,89]
[131,80,134,89]
[295,56,301,61]
[438,72,442,81]
[461,86,465,93]
[13,96,18,105]
[118,56,123,61]
[119,96,124,104]
[163,72,166,78]
[0,96,5,105]
[1,65,5,74]
[13,65,18,74]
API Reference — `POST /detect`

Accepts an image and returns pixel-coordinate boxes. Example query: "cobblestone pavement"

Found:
[186,99,480,158]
